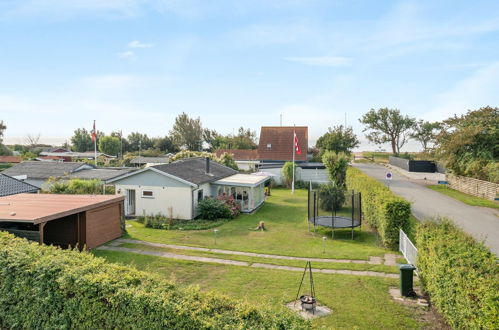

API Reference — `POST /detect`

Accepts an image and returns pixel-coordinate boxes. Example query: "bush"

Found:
[44,178,115,195]
[197,198,231,220]
[346,167,411,249]
[416,219,498,329]
[0,232,307,329]
[281,162,294,188]
[217,194,241,218]
[318,183,345,211]
[322,151,349,187]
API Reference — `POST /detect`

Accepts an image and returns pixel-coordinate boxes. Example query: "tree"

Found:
[230,127,258,149]
[170,112,203,151]
[321,151,349,188]
[25,134,41,147]
[435,106,498,182]
[0,120,6,144]
[152,136,178,153]
[98,136,121,156]
[70,128,93,152]
[359,108,416,154]
[127,132,153,152]
[315,125,359,155]
[170,150,238,170]
[411,120,441,152]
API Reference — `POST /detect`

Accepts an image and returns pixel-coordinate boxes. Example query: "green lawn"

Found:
[427,185,499,209]
[124,188,396,260]
[93,188,426,329]
[94,250,423,329]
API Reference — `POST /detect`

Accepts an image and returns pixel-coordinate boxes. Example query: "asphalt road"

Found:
[353,163,499,256]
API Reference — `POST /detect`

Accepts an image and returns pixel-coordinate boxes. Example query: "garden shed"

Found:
[0,194,124,249]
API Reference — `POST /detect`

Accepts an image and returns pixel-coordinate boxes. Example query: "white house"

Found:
[107,157,269,220]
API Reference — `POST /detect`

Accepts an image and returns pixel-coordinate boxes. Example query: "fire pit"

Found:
[300,295,317,313]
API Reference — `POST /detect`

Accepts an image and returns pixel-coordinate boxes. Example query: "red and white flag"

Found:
[294,131,301,155]
[91,120,97,142]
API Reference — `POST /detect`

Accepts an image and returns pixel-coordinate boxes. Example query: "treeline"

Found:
[70,112,257,156]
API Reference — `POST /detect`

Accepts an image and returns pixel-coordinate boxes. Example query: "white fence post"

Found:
[399,229,418,274]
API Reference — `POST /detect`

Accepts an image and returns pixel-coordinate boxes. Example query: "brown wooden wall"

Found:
[84,203,122,249]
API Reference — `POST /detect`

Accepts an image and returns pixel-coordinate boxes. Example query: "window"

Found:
[197,189,204,201]
[267,143,272,148]
[142,191,154,198]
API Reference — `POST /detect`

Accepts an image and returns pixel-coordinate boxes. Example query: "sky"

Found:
[1,0,498,151]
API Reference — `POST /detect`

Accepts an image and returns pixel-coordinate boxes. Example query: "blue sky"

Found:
[1,0,498,151]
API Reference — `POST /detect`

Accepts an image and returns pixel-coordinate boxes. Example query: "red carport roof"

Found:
[0,193,124,224]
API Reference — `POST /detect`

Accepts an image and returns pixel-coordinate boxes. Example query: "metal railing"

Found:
[399,229,418,273]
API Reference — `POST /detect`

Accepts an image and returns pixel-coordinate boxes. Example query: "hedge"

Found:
[346,167,411,249]
[416,220,498,329]
[0,232,308,329]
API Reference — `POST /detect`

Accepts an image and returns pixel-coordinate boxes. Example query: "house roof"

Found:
[0,193,124,224]
[258,126,308,161]
[68,168,136,181]
[215,149,259,161]
[213,173,269,187]
[2,161,93,180]
[0,174,39,197]
[39,151,116,159]
[0,156,23,163]
[130,156,171,164]
[152,157,237,185]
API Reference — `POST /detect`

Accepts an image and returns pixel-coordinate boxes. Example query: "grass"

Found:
[427,185,499,209]
[124,188,398,260]
[117,242,400,273]
[94,250,424,329]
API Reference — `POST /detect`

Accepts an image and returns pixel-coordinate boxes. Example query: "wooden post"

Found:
[39,222,45,245]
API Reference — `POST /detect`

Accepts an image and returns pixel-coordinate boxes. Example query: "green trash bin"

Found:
[399,264,416,297]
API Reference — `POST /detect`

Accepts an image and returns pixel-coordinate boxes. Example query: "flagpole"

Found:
[292,125,295,193]
[94,120,97,166]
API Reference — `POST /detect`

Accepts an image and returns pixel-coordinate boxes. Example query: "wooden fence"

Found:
[446,174,498,201]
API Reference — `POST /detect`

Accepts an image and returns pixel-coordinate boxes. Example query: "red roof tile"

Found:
[258,126,308,161]
[215,149,259,160]
[0,156,22,163]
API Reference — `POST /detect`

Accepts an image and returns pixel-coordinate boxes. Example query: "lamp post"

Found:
[322,236,327,254]
[213,229,219,245]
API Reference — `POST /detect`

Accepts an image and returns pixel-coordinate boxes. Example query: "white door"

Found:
[125,189,136,216]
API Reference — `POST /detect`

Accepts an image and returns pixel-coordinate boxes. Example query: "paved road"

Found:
[353,163,499,256]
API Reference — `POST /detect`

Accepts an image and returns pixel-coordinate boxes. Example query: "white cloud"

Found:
[128,40,153,48]
[118,50,136,60]
[285,56,351,67]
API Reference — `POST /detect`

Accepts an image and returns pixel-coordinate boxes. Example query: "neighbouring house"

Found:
[130,155,173,167]
[0,156,23,164]
[258,126,308,163]
[215,149,259,171]
[0,173,39,197]
[39,151,116,161]
[107,157,270,219]
[0,194,124,249]
[2,161,135,189]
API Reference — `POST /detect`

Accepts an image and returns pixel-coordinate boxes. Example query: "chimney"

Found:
[205,157,210,174]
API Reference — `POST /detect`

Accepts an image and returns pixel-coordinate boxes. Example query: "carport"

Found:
[0,194,124,249]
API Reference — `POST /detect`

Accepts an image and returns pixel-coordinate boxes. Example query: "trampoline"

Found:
[308,187,362,239]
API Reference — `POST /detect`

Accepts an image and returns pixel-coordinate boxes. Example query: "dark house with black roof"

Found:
[0,174,39,197]
[107,157,270,219]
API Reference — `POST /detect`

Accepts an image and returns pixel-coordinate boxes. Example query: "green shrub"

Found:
[416,219,498,329]
[197,198,231,220]
[44,178,115,194]
[346,167,411,248]
[0,232,307,329]
[281,162,294,188]
[318,183,345,211]
[322,151,349,187]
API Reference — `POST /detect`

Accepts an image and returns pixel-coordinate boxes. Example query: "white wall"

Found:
[116,184,194,220]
